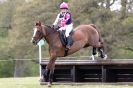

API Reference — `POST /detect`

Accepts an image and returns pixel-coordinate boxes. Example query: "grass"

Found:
[0,77,133,88]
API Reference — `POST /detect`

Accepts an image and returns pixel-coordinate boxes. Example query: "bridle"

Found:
[32,26,44,44]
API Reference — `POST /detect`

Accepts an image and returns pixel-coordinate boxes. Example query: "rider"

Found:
[53,2,73,49]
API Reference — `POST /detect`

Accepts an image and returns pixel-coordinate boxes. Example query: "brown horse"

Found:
[31,21,107,86]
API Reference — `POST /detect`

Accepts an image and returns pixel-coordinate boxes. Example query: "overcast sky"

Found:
[110,0,121,11]
[0,0,6,2]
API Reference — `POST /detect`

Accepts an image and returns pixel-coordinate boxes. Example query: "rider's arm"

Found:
[53,14,60,26]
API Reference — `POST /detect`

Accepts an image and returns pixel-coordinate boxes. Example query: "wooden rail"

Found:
[40,59,133,83]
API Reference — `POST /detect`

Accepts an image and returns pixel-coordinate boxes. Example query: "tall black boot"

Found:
[66,36,71,49]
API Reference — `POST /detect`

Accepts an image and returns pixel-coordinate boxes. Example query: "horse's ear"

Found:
[35,21,41,26]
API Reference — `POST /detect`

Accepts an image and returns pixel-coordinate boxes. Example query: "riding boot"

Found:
[66,36,71,49]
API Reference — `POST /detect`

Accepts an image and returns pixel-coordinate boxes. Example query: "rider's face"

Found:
[60,9,67,13]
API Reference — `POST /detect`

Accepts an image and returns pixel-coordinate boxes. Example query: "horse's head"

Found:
[31,21,44,45]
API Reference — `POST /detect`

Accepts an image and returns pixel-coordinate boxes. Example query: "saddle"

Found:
[52,25,73,56]
[58,30,74,48]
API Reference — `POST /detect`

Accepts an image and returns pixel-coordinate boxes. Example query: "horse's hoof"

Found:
[103,54,107,60]
[91,55,95,60]
[39,77,45,82]
[95,53,99,57]
[48,82,52,87]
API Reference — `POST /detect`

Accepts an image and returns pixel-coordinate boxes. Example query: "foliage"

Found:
[0,61,14,77]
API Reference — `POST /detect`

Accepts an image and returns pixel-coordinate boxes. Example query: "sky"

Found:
[110,0,121,11]
[0,0,6,3]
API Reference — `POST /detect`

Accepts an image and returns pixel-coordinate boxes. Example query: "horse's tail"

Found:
[90,24,104,44]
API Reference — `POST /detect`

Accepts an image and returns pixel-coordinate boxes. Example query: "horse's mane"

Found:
[45,25,58,34]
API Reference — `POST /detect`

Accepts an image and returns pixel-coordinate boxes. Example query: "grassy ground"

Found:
[0,77,133,88]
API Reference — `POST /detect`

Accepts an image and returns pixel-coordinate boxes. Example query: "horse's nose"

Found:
[33,41,37,45]
[31,39,36,45]
[32,40,35,44]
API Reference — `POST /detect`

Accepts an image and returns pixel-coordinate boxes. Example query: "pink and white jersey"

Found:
[53,12,72,27]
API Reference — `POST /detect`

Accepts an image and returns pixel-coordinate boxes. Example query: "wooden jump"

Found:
[40,59,133,83]
[41,59,133,65]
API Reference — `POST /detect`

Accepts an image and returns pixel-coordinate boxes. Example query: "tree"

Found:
[8,0,60,77]
[106,0,116,9]
[120,0,127,19]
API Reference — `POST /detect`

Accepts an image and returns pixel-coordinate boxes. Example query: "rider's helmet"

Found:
[60,2,69,9]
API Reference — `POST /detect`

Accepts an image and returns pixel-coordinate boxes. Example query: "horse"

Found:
[31,21,107,86]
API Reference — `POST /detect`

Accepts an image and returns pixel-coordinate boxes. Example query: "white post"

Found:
[39,44,42,78]
[37,39,45,79]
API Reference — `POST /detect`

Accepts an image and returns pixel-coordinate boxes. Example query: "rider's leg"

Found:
[65,24,73,49]
[58,27,65,31]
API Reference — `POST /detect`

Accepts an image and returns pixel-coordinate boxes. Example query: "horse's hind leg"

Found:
[98,47,104,58]
[93,47,97,55]
[98,46,107,60]
[91,47,97,60]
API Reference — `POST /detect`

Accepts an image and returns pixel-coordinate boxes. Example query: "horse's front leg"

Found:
[44,57,56,87]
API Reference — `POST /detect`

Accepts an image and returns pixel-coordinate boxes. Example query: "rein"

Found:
[43,25,58,37]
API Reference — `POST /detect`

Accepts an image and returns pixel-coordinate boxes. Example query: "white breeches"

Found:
[59,23,73,37]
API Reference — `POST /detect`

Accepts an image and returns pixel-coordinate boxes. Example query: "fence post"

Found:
[102,65,107,82]
[37,39,45,79]
[71,65,76,82]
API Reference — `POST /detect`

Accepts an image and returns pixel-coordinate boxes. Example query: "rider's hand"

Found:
[52,25,55,29]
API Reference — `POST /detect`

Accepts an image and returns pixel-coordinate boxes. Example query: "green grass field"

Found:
[0,77,133,88]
